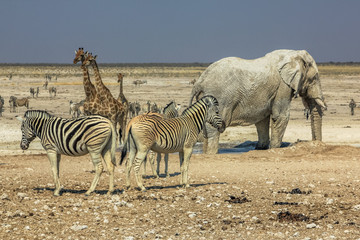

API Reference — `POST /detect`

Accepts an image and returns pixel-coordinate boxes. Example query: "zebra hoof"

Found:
[84,191,92,196]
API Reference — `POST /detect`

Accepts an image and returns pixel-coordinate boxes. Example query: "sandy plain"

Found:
[1,63,360,239]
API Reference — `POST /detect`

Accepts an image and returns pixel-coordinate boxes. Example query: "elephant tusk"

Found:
[315,98,327,110]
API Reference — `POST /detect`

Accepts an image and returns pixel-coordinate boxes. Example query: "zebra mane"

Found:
[24,110,53,119]
[181,95,218,115]
[163,101,175,111]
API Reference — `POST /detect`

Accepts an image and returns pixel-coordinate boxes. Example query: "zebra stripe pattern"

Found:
[18,110,117,196]
[120,95,225,191]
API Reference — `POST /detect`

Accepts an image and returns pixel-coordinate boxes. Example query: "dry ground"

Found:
[1,64,360,239]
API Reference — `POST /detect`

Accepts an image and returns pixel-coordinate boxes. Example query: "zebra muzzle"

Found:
[20,143,29,150]
[218,121,226,133]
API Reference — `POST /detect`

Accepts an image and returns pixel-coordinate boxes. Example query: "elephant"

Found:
[189,49,327,154]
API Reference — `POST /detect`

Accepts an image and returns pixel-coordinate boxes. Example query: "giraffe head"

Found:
[82,52,97,67]
[73,48,87,64]
[117,73,124,83]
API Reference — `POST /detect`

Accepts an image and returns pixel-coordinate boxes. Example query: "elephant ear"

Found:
[277,54,304,96]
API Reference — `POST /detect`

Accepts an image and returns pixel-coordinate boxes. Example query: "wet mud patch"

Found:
[278,188,312,195]
[225,195,251,204]
[277,211,309,222]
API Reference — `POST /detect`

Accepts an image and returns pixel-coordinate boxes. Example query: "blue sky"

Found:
[1,0,359,63]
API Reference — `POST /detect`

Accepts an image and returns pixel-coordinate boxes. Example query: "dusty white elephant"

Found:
[190,49,326,154]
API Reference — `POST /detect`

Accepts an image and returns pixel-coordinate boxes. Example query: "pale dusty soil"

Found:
[1,67,360,239]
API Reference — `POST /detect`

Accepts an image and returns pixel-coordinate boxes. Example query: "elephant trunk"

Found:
[310,101,323,141]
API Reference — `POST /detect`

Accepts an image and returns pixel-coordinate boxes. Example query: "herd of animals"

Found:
[5,48,330,196]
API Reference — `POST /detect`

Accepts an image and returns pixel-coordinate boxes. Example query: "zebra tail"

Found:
[120,126,131,165]
[110,123,117,166]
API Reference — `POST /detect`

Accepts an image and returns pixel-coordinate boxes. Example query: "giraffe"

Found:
[84,52,127,143]
[117,73,129,138]
[73,48,99,116]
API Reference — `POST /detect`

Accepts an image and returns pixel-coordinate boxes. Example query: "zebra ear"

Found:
[15,116,23,121]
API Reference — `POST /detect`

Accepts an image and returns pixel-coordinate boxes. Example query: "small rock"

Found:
[1,193,9,200]
[306,223,317,229]
[326,198,334,205]
[70,224,88,231]
[353,204,360,211]
[17,193,27,199]
[187,212,196,218]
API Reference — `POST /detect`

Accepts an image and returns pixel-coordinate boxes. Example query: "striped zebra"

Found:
[147,101,181,178]
[16,110,117,196]
[120,95,225,191]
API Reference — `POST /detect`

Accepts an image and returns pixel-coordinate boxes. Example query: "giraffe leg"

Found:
[46,151,61,196]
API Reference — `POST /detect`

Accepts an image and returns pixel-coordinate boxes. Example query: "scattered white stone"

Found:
[326,198,334,205]
[124,236,134,240]
[293,232,300,237]
[353,204,360,210]
[306,223,317,229]
[17,193,27,199]
[70,224,88,231]
[187,212,196,218]
[308,183,315,188]
[1,193,9,200]
[24,226,30,230]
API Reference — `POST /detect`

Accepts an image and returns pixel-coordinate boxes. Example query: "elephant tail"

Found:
[189,84,204,106]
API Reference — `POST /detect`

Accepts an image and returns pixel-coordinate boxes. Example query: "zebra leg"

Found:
[125,146,136,190]
[181,148,193,188]
[164,153,169,178]
[179,152,184,185]
[86,153,104,196]
[149,152,158,178]
[46,151,61,196]
[102,150,115,195]
[133,151,148,192]
[156,153,161,177]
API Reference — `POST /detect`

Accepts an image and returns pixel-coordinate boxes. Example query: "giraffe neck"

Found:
[119,77,124,96]
[91,60,112,103]
[81,65,97,100]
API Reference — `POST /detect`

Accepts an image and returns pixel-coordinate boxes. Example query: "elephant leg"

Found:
[203,122,220,154]
[270,112,290,148]
[270,82,292,148]
[255,117,270,149]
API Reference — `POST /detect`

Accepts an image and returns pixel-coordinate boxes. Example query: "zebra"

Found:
[16,110,117,196]
[36,87,40,98]
[69,100,84,118]
[30,88,35,98]
[0,95,4,117]
[147,101,181,178]
[9,96,29,112]
[120,95,225,191]
[49,87,57,98]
